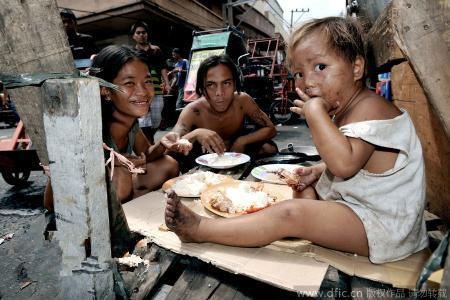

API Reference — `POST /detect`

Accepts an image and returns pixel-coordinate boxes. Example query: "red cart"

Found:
[0,121,41,185]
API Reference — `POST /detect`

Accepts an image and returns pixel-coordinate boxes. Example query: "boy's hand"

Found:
[161,132,193,155]
[195,128,226,155]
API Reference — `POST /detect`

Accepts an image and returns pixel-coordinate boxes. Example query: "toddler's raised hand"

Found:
[292,166,319,191]
[290,88,310,118]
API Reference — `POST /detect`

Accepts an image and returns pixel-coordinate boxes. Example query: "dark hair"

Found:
[172,48,181,54]
[60,8,76,22]
[195,54,242,96]
[287,17,365,71]
[90,45,148,123]
[90,45,147,83]
[130,21,149,36]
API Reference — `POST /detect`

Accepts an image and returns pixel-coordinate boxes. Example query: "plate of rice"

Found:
[195,152,250,169]
[201,180,291,217]
[162,171,232,197]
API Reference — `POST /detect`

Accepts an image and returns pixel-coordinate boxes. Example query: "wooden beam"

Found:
[0,0,74,164]
[392,0,450,140]
[366,2,405,70]
[42,78,114,299]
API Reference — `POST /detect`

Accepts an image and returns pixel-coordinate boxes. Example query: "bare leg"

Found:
[111,167,134,203]
[293,186,317,199]
[165,195,369,256]
[134,155,179,197]
[258,142,278,156]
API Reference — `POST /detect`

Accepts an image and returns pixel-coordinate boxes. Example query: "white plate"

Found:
[195,152,250,169]
[251,164,302,184]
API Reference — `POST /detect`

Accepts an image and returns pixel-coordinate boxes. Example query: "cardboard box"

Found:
[123,185,429,295]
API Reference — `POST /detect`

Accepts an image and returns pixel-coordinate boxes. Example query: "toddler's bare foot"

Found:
[165,191,202,242]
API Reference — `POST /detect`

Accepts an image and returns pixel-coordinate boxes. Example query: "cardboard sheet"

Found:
[123,188,429,294]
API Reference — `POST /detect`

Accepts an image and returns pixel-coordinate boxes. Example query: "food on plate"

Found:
[205,153,242,167]
[272,168,300,188]
[170,171,230,196]
[209,182,276,214]
[178,138,191,146]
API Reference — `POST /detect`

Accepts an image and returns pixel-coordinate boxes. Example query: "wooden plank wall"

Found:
[367,0,450,222]
[391,62,450,221]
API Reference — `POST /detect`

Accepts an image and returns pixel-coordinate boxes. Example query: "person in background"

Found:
[159,58,178,129]
[60,8,97,68]
[169,48,189,110]
[130,21,169,143]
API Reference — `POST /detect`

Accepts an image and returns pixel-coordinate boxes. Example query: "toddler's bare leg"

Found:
[292,186,317,199]
[165,194,368,256]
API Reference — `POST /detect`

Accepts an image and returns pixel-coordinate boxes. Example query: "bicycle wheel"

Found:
[1,170,30,186]
[270,99,294,124]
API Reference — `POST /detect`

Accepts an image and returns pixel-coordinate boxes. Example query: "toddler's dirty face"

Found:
[291,31,356,112]
[111,59,154,119]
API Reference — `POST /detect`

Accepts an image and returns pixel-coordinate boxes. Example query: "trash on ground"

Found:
[19,280,33,290]
[0,233,14,245]
[118,254,149,267]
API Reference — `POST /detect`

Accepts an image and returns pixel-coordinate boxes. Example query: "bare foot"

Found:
[165,191,202,242]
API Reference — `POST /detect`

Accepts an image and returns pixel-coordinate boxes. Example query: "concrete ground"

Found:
[0,121,313,299]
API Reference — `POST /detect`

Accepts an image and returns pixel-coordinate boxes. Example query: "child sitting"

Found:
[44,45,188,209]
[164,17,428,264]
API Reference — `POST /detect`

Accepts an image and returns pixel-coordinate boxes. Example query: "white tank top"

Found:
[316,110,428,263]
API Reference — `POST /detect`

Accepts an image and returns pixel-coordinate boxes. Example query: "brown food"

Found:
[276,168,301,189]
[209,192,233,213]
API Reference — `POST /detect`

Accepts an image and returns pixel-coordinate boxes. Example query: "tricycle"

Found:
[241,36,297,124]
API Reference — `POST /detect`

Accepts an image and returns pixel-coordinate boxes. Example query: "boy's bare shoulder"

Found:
[185,98,207,110]
[182,98,209,118]
[351,91,401,123]
[235,91,253,101]
[235,92,256,107]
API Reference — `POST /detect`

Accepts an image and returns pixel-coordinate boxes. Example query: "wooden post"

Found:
[0,0,74,164]
[42,78,114,299]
